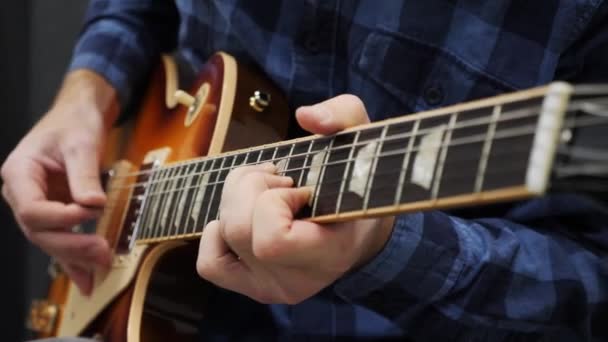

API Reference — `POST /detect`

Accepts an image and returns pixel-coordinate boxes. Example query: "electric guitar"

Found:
[28,52,608,341]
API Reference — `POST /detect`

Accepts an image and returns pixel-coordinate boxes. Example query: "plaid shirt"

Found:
[70,1,608,341]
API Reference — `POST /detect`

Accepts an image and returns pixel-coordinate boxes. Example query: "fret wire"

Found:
[215,156,239,221]
[111,123,549,203]
[337,162,542,199]
[311,139,335,217]
[109,105,546,182]
[394,120,420,206]
[121,142,535,217]
[131,164,156,242]
[297,141,314,187]
[362,125,388,212]
[177,163,199,235]
[158,166,180,238]
[149,167,170,239]
[190,159,212,232]
[282,143,296,177]
[138,157,545,243]
[187,160,207,234]
[475,105,502,192]
[166,165,185,237]
[120,120,550,195]
[140,165,162,239]
[203,157,227,228]
[163,164,182,237]
[169,164,190,236]
[113,113,608,205]
[335,131,360,214]
[131,136,573,239]
[431,113,458,200]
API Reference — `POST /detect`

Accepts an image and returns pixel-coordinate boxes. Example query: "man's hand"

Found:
[196,95,395,304]
[1,70,119,295]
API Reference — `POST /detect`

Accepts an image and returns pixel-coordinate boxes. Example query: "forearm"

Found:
[334,196,608,339]
[51,69,120,130]
[69,0,178,107]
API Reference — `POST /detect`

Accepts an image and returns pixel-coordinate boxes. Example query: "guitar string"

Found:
[100,98,608,183]
[129,105,608,241]
[104,114,607,196]
[132,161,548,242]
[99,115,607,217]
[105,120,540,199]
[106,141,537,240]
[133,144,606,242]
[134,153,589,241]
[107,105,542,182]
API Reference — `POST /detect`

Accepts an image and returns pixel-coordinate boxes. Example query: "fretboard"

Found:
[119,82,604,244]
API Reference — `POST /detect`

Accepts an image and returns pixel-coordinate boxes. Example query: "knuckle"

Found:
[252,236,284,262]
[223,221,251,245]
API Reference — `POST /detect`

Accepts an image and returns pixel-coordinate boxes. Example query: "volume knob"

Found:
[174,90,196,108]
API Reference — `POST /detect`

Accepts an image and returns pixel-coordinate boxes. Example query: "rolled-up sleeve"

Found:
[68,0,178,107]
[334,204,608,339]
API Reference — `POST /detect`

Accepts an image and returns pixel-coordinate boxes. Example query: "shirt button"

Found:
[423,85,444,106]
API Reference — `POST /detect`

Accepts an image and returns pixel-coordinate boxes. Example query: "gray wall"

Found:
[0,1,87,339]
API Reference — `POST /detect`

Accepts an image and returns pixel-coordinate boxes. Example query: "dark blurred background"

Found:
[0,2,87,340]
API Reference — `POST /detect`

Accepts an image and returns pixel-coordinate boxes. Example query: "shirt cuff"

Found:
[333,212,464,305]
[68,23,156,109]
[333,214,423,299]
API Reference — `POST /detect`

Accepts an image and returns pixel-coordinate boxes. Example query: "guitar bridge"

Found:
[27,299,59,334]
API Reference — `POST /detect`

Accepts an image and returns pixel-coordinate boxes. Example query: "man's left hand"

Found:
[196,95,395,304]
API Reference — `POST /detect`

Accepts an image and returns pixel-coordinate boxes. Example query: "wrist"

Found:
[51,69,120,130]
[353,216,395,270]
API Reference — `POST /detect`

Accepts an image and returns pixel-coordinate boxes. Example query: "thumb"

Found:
[295,94,370,135]
[62,139,106,207]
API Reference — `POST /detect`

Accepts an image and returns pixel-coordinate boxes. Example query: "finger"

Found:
[11,200,100,233]
[196,220,255,294]
[252,187,321,262]
[223,162,276,191]
[31,231,112,270]
[263,174,293,188]
[3,157,101,231]
[219,171,291,248]
[295,94,370,135]
[61,137,106,207]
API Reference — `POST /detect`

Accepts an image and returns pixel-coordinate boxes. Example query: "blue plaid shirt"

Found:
[70,1,608,341]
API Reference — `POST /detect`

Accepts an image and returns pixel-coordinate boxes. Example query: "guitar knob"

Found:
[174,90,196,108]
[249,90,271,112]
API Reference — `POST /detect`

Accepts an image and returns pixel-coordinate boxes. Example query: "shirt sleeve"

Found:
[68,0,179,108]
[333,197,608,340]
[334,3,608,340]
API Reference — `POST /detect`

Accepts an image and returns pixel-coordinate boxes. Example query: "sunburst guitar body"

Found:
[28,52,290,341]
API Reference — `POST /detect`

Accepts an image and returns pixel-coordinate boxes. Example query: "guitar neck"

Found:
[117,82,602,245]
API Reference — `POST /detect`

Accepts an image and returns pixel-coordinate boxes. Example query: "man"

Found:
[3,1,608,341]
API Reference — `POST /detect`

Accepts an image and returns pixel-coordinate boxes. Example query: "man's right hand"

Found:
[1,70,120,296]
